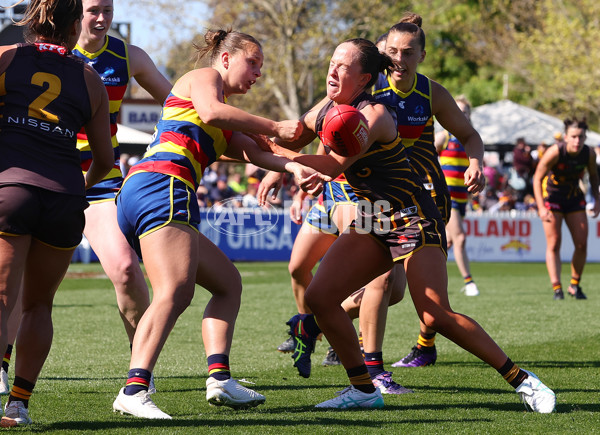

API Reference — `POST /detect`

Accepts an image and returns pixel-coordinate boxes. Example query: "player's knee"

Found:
[454,232,466,249]
[388,289,404,306]
[304,286,325,313]
[574,240,587,253]
[289,261,310,282]
[420,310,451,332]
[107,257,144,289]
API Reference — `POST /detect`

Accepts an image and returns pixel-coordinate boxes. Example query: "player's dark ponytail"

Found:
[345,38,394,89]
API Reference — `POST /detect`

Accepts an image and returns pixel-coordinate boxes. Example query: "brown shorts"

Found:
[350,201,447,262]
[0,184,87,249]
[544,193,586,214]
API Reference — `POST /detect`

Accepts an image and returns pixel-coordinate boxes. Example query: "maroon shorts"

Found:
[0,184,87,249]
[350,201,447,262]
[544,193,586,214]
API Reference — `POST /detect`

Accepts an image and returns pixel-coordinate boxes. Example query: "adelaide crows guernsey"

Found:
[73,35,130,192]
[126,91,232,190]
[438,131,469,205]
[372,72,450,221]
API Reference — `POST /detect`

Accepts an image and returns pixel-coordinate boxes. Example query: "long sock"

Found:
[570,276,580,288]
[417,332,436,350]
[358,331,364,355]
[124,368,151,395]
[7,376,34,408]
[295,313,321,337]
[497,358,528,389]
[2,344,13,372]
[364,352,385,378]
[463,275,474,285]
[552,282,562,293]
[207,354,231,381]
[347,365,376,394]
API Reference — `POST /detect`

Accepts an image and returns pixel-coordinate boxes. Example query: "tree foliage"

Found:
[146,0,600,129]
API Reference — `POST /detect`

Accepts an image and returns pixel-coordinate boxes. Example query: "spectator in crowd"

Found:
[201,163,219,192]
[242,184,260,208]
[120,153,131,177]
[197,185,209,207]
[511,137,534,200]
[209,175,236,205]
[228,171,247,194]
[513,137,534,179]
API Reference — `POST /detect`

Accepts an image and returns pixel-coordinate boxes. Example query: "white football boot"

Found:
[206,378,265,409]
[1,401,32,427]
[515,370,556,413]
[112,388,171,419]
[462,282,480,296]
[315,385,384,409]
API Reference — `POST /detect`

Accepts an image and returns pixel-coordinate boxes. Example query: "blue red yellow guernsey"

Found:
[73,35,130,185]
[439,131,469,204]
[372,72,450,221]
[125,91,233,190]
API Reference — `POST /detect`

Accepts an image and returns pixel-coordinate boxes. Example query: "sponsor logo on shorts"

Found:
[399,206,417,217]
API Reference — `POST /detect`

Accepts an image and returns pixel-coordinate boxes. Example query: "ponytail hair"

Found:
[564,116,588,132]
[13,0,83,47]
[344,38,394,89]
[388,11,426,50]
[194,28,262,66]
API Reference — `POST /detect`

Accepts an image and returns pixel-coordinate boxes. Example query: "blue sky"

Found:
[114,2,208,65]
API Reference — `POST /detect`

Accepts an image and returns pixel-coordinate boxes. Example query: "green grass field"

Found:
[12,261,600,433]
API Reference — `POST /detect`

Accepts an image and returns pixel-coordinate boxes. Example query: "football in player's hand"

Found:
[321,104,369,157]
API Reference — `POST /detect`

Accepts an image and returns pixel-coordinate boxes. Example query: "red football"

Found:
[321,104,369,157]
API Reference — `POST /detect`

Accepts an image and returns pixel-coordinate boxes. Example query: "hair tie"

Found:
[215,30,228,44]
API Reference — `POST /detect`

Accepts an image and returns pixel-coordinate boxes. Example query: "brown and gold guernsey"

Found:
[316,94,428,209]
[315,94,445,261]
[0,43,91,196]
[543,142,590,202]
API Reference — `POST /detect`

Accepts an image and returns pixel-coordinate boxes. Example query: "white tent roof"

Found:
[469,100,600,147]
[116,123,153,146]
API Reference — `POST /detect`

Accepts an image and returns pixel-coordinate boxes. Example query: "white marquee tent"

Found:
[469,100,600,147]
[116,123,153,146]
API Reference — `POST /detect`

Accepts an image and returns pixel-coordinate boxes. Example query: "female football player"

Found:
[0,0,113,425]
[258,37,555,413]
[371,13,486,368]
[533,117,600,300]
[112,28,326,419]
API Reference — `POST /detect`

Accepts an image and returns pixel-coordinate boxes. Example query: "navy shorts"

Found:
[86,177,123,203]
[451,200,467,218]
[305,180,357,236]
[117,172,200,257]
[0,184,87,249]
